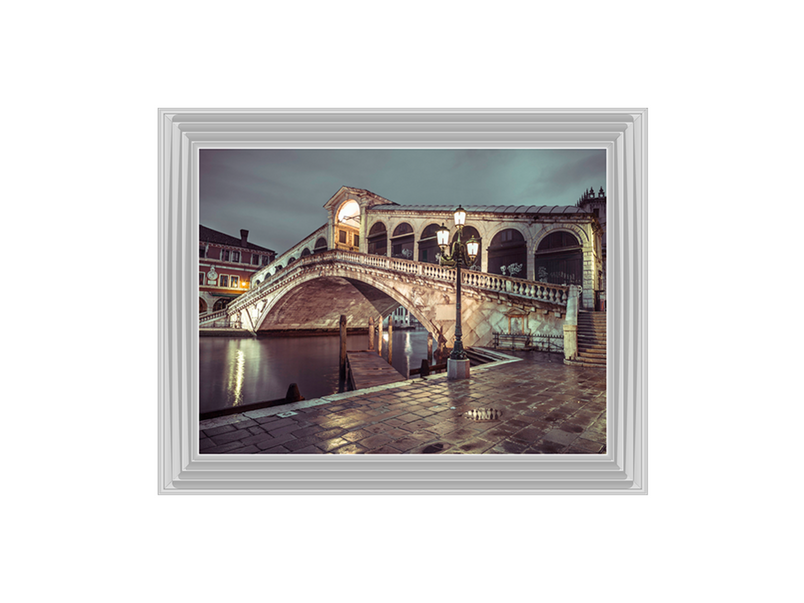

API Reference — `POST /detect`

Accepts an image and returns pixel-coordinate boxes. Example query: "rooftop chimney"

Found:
[240,229,249,247]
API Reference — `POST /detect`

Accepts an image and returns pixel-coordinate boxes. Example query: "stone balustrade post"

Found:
[563,285,579,361]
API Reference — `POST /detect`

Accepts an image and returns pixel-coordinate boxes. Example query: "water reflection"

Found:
[226,349,245,407]
[199,330,430,414]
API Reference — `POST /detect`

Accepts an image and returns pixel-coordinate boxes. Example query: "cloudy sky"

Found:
[200,149,606,253]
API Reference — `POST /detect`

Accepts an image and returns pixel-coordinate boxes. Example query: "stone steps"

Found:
[570,311,607,369]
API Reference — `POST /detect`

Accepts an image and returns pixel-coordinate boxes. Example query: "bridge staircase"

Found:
[572,311,606,368]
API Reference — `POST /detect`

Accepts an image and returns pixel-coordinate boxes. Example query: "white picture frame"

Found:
[158,109,647,494]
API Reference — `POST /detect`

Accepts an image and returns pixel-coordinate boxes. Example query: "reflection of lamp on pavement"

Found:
[437,206,480,380]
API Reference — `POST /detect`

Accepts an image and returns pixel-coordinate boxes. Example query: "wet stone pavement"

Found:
[199,350,607,455]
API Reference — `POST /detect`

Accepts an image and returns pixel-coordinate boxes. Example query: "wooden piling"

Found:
[368,316,374,351]
[388,320,393,364]
[339,314,347,386]
[377,315,383,357]
[427,332,433,362]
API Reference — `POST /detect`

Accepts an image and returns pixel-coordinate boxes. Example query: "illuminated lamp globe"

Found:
[453,206,467,227]
[436,223,450,251]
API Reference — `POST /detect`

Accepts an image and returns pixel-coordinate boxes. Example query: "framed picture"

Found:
[158,109,647,494]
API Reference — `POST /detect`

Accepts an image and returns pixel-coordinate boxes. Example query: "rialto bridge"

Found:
[199,185,605,354]
[202,248,573,350]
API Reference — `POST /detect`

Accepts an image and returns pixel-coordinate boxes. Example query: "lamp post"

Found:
[437,206,480,380]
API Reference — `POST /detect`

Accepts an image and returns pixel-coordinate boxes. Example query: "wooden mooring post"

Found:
[388,320,393,364]
[427,332,433,362]
[339,314,347,392]
[367,316,374,351]
[377,315,383,357]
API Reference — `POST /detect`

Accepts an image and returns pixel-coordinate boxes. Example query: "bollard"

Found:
[285,383,303,402]
[388,320,393,364]
[419,359,430,378]
[427,332,433,362]
[368,316,374,351]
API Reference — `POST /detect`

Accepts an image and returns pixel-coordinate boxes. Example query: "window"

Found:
[261,255,271,266]
[199,247,206,258]
[231,251,240,263]
[339,230,347,243]
[251,254,260,265]
[199,272,204,285]
[353,234,359,247]
[220,275,229,287]
[230,276,239,288]
[221,249,230,261]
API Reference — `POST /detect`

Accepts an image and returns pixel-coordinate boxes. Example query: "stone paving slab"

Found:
[199,350,606,455]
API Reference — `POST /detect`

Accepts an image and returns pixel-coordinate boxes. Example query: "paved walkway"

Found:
[199,350,606,455]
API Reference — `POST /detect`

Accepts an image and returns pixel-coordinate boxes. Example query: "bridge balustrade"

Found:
[211,248,568,323]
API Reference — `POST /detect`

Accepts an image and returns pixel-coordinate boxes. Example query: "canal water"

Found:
[199,330,432,414]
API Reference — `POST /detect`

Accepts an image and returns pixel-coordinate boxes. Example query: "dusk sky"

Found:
[199,149,606,253]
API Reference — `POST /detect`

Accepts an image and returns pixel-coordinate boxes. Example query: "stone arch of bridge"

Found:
[249,267,442,337]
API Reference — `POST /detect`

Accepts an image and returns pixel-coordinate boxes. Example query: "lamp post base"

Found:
[447,358,471,381]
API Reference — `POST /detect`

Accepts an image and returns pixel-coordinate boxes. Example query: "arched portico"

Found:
[534,230,584,286]
[390,223,415,259]
[367,221,388,256]
[486,227,527,277]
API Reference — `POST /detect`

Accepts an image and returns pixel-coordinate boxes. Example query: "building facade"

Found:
[199,225,275,316]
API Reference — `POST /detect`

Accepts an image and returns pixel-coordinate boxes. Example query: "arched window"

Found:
[287,256,296,264]
[336,200,361,250]
[313,237,327,253]
[488,228,526,277]
[367,222,388,256]
[391,223,414,259]
[300,248,311,257]
[337,200,360,225]
[212,298,230,312]
[418,223,442,264]
[534,230,583,285]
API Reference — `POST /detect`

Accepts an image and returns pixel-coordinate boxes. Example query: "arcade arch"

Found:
[452,225,482,271]
[367,222,388,256]
[335,199,361,251]
[390,223,414,259]
[534,230,583,285]
[487,228,527,276]
[417,223,441,264]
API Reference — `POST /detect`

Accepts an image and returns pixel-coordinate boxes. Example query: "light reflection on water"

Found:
[199,330,430,414]
[226,350,245,407]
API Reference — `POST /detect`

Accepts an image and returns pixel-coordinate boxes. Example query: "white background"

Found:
[3,2,801,602]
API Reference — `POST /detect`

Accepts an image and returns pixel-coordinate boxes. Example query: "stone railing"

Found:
[218,249,568,321]
[250,224,328,286]
[200,309,228,324]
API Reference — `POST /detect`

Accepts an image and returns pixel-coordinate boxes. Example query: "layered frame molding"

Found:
[158,109,647,494]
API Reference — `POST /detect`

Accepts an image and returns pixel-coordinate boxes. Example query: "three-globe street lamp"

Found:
[437,206,480,380]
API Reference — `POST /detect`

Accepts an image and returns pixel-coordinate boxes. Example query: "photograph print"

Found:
[198,149,607,455]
